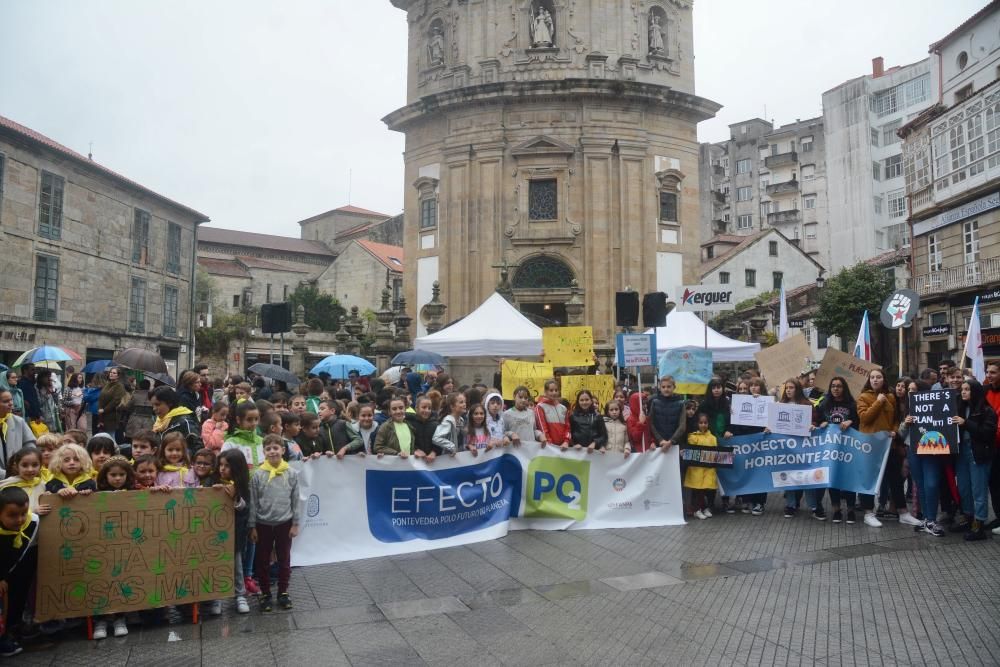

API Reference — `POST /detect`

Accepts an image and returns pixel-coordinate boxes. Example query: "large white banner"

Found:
[291,443,684,566]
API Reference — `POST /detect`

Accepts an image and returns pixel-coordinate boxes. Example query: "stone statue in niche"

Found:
[649,14,665,54]
[427,24,445,66]
[531,6,554,48]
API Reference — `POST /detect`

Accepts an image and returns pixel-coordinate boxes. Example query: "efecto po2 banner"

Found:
[716,426,891,497]
[291,443,683,566]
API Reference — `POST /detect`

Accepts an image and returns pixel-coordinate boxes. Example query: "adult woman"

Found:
[884,379,922,526]
[856,369,896,528]
[778,379,822,520]
[61,372,85,431]
[902,379,945,535]
[124,379,155,441]
[177,370,203,415]
[0,371,24,417]
[434,374,456,395]
[35,369,61,433]
[700,378,733,512]
[83,373,104,435]
[953,379,997,540]
[150,385,203,457]
[98,367,128,439]
[817,377,860,523]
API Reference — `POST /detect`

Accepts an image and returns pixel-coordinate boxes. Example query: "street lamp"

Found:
[816,271,826,289]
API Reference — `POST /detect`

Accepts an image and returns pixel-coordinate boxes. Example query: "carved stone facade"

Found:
[386,0,718,345]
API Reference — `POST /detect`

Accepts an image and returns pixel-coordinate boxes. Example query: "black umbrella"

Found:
[391,350,446,366]
[144,371,176,387]
[113,347,168,374]
[247,363,301,387]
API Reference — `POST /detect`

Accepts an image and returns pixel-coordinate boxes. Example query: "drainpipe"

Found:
[188,222,200,369]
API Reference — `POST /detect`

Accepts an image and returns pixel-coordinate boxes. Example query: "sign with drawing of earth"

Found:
[917,430,950,455]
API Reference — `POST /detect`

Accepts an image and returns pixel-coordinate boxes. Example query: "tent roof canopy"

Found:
[647,310,760,362]
[414,292,543,357]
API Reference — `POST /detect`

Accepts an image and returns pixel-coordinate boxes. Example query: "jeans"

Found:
[255,521,293,595]
[913,454,942,522]
[956,437,993,522]
[906,445,922,517]
[784,489,824,509]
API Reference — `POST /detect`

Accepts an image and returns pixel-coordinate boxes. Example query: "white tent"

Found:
[414,292,543,357]
[647,310,760,362]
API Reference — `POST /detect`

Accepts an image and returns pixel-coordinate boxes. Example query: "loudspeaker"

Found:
[261,302,292,334]
[643,292,669,328]
[615,291,640,327]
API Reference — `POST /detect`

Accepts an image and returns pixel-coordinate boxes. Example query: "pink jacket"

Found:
[201,419,228,452]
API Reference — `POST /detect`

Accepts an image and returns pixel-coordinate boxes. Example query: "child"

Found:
[280,413,303,461]
[432,393,466,456]
[93,457,135,638]
[604,400,630,456]
[503,387,543,445]
[187,449,218,487]
[222,401,264,467]
[201,403,229,452]
[217,449,251,614]
[61,429,88,447]
[405,397,440,460]
[649,376,685,452]
[0,487,39,656]
[234,382,252,405]
[45,444,97,496]
[0,448,52,515]
[288,394,307,416]
[35,433,61,483]
[465,404,491,454]
[567,390,608,453]
[294,413,327,458]
[130,430,159,461]
[156,432,192,488]
[483,393,510,446]
[685,413,719,520]
[260,411,282,440]
[249,435,300,612]
[374,398,417,458]
[626,390,654,453]
[133,455,169,491]
[535,380,568,447]
[356,404,380,454]
[86,434,118,479]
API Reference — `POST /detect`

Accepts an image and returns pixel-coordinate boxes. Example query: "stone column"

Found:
[394,297,413,352]
[374,288,396,372]
[334,316,350,353]
[290,305,311,378]
[344,306,364,356]
[423,280,448,335]
[565,280,585,326]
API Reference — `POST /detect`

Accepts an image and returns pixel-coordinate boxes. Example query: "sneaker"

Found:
[846,510,856,525]
[812,507,827,521]
[949,515,971,533]
[899,512,922,527]
[863,512,882,528]
[244,576,260,595]
[993,524,1000,536]
[985,518,1000,531]
[832,510,843,524]
[876,509,899,520]
[964,520,988,541]
[694,509,706,520]
[922,520,945,537]
[277,593,293,610]
[702,508,713,518]
[751,504,764,516]
[210,599,223,616]
[0,638,22,657]
[724,503,736,515]
[741,503,752,514]
[783,506,795,518]
[113,618,128,637]
[236,596,250,614]
[92,621,108,640]
[259,594,273,613]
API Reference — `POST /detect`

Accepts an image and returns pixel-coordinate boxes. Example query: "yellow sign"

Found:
[501,360,553,400]
[543,326,595,367]
[560,374,615,410]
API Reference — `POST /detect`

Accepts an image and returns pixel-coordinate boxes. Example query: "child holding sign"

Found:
[685,413,718,519]
[0,448,51,516]
[45,444,96,496]
[567,390,608,453]
[536,380,569,447]
[92,457,135,638]
[503,387,542,445]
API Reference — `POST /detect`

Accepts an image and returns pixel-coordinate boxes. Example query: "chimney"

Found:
[872,56,885,78]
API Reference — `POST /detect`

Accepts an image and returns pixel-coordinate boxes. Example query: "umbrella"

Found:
[113,347,168,374]
[82,359,115,374]
[309,354,376,379]
[12,345,78,367]
[0,363,7,373]
[380,366,405,384]
[143,371,176,387]
[391,349,446,366]
[247,363,301,387]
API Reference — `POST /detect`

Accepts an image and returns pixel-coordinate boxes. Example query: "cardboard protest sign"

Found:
[560,374,615,409]
[657,347,712,394]
[909,389,959,455]
[814,347,882,398]
[767,402,814,437]
[730,394,774,428]
[543,326,595,367]
[754,334,811,388]
[501,360,553,400]
[35,488,234,622]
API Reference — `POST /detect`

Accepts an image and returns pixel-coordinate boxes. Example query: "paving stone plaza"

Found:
[16,495,1000,666]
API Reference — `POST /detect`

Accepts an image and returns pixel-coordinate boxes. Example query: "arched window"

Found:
[512,255,575,289]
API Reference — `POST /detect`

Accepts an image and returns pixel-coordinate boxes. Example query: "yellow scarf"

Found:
[0,413,8,441]
[8,476,42,490]
[0,514,32,548]
[162,464,189,479]
[259,459,289,483]
[40,468,53,483]
[152,406,193,433]
[51,472,88,489]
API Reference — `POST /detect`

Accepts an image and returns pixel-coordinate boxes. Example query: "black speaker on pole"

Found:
[642,292,669,328]
[615,291,640,327]
[261,302,292,334]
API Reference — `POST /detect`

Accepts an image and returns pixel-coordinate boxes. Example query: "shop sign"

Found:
[921,324,950,337]
[0,329,37,343]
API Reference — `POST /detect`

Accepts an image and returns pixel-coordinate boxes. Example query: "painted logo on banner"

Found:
[524,457,590,520]
[365,454,523,542]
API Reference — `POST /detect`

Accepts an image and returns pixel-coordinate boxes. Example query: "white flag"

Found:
[778,285,790,342]
[965,297,985,382]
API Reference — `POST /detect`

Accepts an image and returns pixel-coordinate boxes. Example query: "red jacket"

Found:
[986,385,1000,449]
[626,392,654,452]
[535,398,569,445]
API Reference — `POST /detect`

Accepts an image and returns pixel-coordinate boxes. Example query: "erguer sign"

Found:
[675,285,735,312]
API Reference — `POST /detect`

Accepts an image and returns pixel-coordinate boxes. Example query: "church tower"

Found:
[385,0,719,345]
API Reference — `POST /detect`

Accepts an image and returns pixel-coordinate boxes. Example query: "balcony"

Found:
[712,190,727,204]
[766,179,799,197]
[767,209,800,225]
[712,164,725,176]
[909,256,1000,296]
[765,151,797,169]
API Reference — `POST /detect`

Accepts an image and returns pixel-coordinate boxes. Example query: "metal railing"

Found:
[909,256,1000,295]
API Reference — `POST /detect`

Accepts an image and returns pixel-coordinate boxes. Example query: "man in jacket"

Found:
[16,365,39,422]
[984,362,1000,532]
[0,390,35,474]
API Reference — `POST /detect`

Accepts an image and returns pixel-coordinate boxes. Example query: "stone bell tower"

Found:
[385,0,719,345]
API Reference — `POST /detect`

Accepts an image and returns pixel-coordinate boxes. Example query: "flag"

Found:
[778,285,790,342]
[965,297,985,382]
[854,311,872,361]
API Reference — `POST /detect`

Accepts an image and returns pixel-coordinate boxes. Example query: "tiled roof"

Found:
[356,239,404,273]
[700,234,745,248]
[929,1,1000,53]
[700,231,766,274]
[199,226,334,257]
[865,248,909,268]
[296,204,393,225]
[236,256,310,273]
[0,114,209,222]
[198,257,251,279]
[339,221,376,238]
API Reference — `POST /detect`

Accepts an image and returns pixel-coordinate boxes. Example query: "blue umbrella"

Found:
[391,349,446,366]
[82,359,115,374]
[309,354,376,379]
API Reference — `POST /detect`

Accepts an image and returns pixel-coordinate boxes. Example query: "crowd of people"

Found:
[0,356,996,656]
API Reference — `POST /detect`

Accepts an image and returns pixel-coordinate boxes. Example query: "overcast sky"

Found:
[0,0,988,236]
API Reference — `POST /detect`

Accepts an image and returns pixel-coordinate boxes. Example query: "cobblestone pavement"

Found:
[18,495,1000,666]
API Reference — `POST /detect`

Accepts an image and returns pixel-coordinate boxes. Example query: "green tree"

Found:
[194,312,247,357]
[814,263,895,342]
[288,284,346,332]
